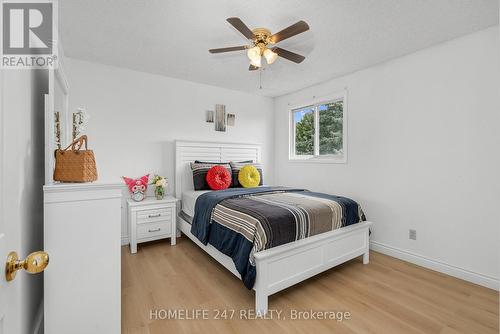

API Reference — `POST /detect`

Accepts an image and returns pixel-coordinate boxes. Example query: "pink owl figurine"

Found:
[122,174,149,201]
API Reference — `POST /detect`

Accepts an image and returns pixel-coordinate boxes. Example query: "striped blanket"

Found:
[191,187,366,289]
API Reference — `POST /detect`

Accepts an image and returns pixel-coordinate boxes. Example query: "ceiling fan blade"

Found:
[249,64,259,71]
[270,21,309,44]
[226,17,254,40]
[209,46,248,54]
[273,47,305,63]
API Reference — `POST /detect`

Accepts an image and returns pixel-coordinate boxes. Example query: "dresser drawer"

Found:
[137,208,172,224]
[137,221,172,239]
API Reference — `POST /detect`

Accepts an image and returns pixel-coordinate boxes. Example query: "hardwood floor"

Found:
[122,238,499,334]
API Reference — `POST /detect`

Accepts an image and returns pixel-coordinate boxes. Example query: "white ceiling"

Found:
[60,0,498,97]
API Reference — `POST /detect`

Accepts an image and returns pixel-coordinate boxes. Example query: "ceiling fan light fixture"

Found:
[264,48,278,64]
[249,56,261,68]
[247,46,262,67]
[209,17,309,71]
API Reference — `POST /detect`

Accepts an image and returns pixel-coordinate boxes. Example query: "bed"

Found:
[175,140,373,314]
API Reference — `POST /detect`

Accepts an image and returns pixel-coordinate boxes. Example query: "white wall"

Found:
[274,27,500,288]
[65,58,275,243]
[65,58,275,185]
[2,69,47,333]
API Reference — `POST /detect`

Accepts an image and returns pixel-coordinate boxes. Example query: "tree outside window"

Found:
[290,93,346,162]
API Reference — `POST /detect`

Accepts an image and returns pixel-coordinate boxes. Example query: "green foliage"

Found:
[319,101,343,155]
[295,112,314,155]
[294,101,343,156]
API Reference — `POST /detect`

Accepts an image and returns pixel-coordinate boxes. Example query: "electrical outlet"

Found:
[409,229,417,240]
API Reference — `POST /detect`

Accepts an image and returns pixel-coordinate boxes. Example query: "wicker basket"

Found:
[53,135,98,183]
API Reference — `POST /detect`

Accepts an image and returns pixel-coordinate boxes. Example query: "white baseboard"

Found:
[121,236,129,246]
[32,301,43,334]
[370,241,499,291]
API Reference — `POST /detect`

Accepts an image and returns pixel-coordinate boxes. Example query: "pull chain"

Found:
[259,68,262,90]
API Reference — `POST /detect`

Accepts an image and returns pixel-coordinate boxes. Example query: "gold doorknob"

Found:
[5,251,49,281]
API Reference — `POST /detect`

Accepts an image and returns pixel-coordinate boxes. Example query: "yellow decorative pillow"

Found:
[238,165,261,188]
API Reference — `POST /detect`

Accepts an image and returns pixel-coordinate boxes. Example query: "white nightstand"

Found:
[127,196,177,254]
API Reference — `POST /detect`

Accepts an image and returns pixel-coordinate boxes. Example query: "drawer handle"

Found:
[148,213,161,218]
[148,228,161,233]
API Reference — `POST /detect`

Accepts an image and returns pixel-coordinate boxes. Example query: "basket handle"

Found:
[63,135,88,152]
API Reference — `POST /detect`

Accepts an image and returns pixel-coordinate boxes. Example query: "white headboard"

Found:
[175,141,262,199]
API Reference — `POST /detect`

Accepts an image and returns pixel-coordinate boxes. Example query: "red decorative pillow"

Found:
[206,165,232,190]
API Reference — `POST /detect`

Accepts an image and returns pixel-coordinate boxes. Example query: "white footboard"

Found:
[177,215,372,315]
[253,221,372,314]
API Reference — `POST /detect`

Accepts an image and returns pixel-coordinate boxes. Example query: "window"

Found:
[289,92,346,163]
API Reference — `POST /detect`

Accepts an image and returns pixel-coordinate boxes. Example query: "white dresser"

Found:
[44,183,122,334]
[127,196,177,253]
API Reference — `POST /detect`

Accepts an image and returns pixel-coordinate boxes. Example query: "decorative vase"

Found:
[155,186,164,200]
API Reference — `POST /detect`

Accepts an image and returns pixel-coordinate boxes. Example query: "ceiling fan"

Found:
[209,17,309,71]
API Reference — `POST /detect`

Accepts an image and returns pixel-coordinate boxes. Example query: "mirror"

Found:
[54,67,70,148]
[45,56,70,184]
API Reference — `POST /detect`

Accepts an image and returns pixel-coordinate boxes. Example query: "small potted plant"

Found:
[151,175,167,200]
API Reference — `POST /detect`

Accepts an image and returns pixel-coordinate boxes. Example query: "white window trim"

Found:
[288,90,348,164]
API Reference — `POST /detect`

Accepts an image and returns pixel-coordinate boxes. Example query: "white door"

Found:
[0,66,17,334]
[0,69,49,334]
[0,67,14,334]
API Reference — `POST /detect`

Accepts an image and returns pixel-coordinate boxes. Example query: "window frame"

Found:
[288,90,347,164]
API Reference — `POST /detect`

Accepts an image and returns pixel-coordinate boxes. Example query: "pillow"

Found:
[206,165,232,190]
[230,161,263,187]
[190,162,231,190]
[238,165,261,188]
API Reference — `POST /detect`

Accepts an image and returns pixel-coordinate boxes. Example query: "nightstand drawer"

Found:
[137,221,172,239]
[137,208,172,224]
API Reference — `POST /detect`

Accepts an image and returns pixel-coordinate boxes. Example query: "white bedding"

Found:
[182,190,210,217]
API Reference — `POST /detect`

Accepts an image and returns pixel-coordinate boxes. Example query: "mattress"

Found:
[182,190,210,217]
